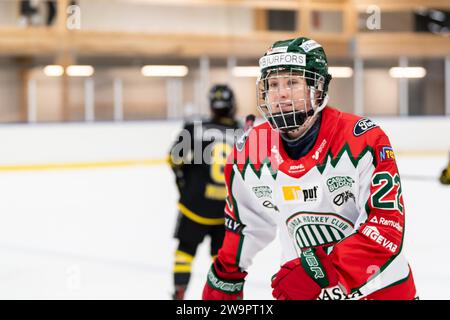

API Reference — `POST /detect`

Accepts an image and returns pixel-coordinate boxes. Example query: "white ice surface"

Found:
[0,156,448,299]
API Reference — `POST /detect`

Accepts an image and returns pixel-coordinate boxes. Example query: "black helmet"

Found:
[208,84,236,118]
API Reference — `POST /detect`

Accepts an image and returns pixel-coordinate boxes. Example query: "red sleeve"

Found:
[217,155,244,273]
[330,131,405,294]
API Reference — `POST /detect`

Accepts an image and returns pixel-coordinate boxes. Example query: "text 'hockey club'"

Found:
[286,213,353,248]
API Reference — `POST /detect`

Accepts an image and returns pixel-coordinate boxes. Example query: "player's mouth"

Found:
[276,103,294,113]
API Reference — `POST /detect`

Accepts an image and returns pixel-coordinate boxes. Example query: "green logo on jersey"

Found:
[326,176,355,193]
[286,212,354,248]
[252,185,272,198]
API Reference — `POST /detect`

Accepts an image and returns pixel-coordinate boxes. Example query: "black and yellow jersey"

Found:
[168,117,242,225]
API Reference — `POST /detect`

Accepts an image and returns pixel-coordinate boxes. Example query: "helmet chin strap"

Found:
[282,113,317,140]
[315,92,329,113]
[282,93,328,139]
[310,87,328,114]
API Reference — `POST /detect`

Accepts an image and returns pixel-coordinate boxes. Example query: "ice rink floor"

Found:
[0,155,448,300]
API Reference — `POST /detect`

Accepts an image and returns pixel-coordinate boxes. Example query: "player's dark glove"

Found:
[202,258,247,300]
[440,168,450,185]
[271,246,339,300]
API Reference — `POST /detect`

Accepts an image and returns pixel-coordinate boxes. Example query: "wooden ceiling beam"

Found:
[111,0,302,10]
[114,0,450,11]
[355,33,450,58]
[0,28,350,59]
[353,0,450,11]
[112,0,355,11]
[1,28,449,60]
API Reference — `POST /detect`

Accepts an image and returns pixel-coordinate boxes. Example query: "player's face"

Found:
[266,71,312,113]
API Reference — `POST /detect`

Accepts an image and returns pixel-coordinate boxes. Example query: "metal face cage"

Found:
[256,67,328,132]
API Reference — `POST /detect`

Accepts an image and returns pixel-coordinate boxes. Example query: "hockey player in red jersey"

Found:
[202,37,417,300]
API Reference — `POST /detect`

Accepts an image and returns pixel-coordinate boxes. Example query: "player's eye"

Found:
[268,81,278,88]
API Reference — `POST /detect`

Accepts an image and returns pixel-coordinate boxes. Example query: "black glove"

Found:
[440,168,450,185]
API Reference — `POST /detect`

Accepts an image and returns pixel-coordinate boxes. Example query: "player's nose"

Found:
[277,85,290,99]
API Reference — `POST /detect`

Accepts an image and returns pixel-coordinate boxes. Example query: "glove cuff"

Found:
[206,265,245,295]
[300,247,331,288]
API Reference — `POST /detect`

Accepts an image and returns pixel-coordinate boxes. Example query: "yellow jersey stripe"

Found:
[175,250,194,263]
[177,203,224,226]
[173,265,192,273]
[0,150,446,172]
[0,159,167,172]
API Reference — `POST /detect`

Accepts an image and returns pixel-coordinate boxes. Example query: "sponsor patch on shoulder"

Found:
[378,145,395,162]
[353,118,377,136]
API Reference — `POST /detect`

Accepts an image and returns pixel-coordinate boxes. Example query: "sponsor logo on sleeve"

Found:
[225,216,243,234]
[379,146,395,162]
[369,216,403,232]
[353,118,377,136]
[360,225,398,253]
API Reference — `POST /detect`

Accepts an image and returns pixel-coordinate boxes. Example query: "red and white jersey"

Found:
[219,107,416,300]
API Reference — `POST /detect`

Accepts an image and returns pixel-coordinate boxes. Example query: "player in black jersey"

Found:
[168,84,242,299]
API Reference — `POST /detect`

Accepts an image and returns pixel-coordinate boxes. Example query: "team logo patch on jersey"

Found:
[379,146,395,162]
[353,118,377,136]
[282,186,318,202]
[225,216,243,234]
[326,176,355,193]
[286,212,354,248]
[252,185,272,198]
